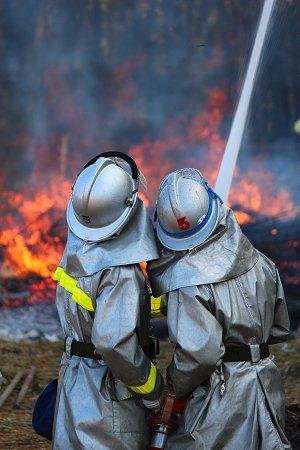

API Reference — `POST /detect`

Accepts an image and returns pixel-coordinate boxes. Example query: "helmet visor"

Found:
[159,168,206,192]
[110,156,147,192]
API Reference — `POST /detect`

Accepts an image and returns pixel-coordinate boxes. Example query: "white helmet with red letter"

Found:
[67,152,144,242]
[155,168,223,251]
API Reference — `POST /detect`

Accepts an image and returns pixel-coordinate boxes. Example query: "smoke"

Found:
[0,0,299,207]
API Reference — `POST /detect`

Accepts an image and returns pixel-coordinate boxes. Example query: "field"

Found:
[0,338,299,449]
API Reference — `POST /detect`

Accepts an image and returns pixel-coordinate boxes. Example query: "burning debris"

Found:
[0,4,299,448]
[1,87,298,282]
[0,277,57,309]
[0,1,299,336]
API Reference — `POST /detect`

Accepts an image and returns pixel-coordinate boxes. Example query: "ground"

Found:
[0,338,299,449]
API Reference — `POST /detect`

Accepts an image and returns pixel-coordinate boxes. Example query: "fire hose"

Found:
[148,384,186,450]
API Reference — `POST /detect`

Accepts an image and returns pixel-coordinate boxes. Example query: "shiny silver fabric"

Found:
[148,205,291,450]
[62,199,159,277]
[148,205,258,296]
[52,202,163,449]
[53,264,164,450]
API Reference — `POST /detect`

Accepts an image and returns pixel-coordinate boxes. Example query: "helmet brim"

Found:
[156,196,220,251]
[66,193,138,242]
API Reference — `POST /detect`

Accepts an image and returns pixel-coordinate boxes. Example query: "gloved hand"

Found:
[165,378,188,414]
[142,398,161,411]
[142,386,167,411]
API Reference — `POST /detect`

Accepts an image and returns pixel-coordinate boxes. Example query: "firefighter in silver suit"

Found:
[147,168,292,450]
[52,152,164,450]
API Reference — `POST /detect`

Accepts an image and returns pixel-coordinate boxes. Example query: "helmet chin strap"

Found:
[204,182,223,205]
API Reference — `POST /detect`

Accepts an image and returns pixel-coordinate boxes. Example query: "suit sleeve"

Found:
[166,285,224,399]
[268,268,290,344]
[91,264,163,400]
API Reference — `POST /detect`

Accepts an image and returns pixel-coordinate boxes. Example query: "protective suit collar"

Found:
[147,205,259,296]
[60,199,159,277]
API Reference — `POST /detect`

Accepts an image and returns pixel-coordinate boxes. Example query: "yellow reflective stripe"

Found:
[128,361,157,395]
[150,296,166,319]
[53,267,95,312]
[53,266,63,282]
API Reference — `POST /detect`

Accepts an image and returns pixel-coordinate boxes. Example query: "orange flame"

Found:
[0,88,298,280]
[1,177,70,278]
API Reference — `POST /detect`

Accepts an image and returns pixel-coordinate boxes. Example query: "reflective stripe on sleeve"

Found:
[53,267,95,312]
[150,296,166,319]
[128,361,157,395]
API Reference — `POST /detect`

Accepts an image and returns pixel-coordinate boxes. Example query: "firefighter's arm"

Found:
[268,268,290,344]
[91,264,164,401]
[167,285,224,399]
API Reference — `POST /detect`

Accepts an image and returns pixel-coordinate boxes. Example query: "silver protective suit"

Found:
[147,205,291,450]
[52,200,163,450]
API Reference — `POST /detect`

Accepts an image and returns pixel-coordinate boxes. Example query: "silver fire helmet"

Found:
[67,156,140,242]
[156,168,223,251]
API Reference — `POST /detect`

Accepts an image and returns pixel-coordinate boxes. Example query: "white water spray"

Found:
[215,0,277,202]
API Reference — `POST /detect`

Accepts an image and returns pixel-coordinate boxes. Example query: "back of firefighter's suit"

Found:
[147,168,292,450]
[52,153,164,450]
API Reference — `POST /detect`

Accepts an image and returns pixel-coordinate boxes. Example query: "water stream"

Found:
[215,0,277,202]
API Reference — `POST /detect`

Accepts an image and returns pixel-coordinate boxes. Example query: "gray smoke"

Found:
[0,0,299,207]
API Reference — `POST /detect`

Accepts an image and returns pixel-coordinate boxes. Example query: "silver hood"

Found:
[147,205,259,296]
[59,198,159,277]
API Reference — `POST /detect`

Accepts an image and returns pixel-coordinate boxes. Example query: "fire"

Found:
[129,88,228,200]
[0,276,57,310]
[0,176,70,278]
[130,88,297,227]
[0,88,298,285]
[279,260,300,285]
[227,166,296,223]
[234,211,252,225]
[138,192,149,208]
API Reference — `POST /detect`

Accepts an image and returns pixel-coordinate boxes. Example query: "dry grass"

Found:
[0,341,62,449]
[0,338,299,448]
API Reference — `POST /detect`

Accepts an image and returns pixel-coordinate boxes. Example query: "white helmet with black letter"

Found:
[155,168,223,251]
[67,152,144,242]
